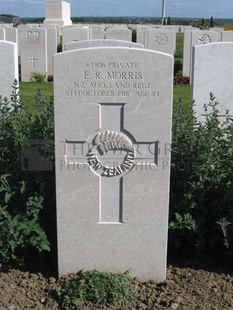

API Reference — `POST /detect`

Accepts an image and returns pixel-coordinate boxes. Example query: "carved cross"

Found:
[29,54,38,70]
[63,103,158,224]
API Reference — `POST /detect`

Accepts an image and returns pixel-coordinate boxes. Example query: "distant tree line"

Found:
[20,16,233,26]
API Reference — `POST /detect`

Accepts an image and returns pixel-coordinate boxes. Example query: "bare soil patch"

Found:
[0,259,233,310]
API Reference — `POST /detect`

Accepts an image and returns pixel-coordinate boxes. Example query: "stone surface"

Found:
[0,40,18,99]
[90,25,105,40]
[62,26,89,50]
[0,27,17,43]
[43,27,57,75]
[136,25,151,45]
[64,39,144,51]
[145,29,176,55]
[44,0,72,27]
[0,28,5,40]
[189,30,219,82]
[54,47,173,281]
[105,28,132,41]
[192,42,233,121]
[221,30,233,42]
[210,28,223,41]
[183,30,219,78]
[20,28,47,81]
[182,30,191,77]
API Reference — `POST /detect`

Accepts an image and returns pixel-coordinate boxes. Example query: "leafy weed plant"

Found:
[30,72,46,83]
[58,270,137,309]
[170,93,233,254]
[0,174,50,264]
[0,81,54,265]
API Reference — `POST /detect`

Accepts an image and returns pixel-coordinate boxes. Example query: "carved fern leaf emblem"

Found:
[93,130,134,155]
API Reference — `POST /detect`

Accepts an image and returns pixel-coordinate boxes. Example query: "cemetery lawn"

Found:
[0,259,232,309]
[19,82,53,113]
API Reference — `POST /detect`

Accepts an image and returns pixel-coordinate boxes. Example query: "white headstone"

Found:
[210,27,223,41]
[54,47,173,281]
[0,41,18,99]
[90,25,105,40]
[182,30,191,77]
[105,28,132,41]
[192,42,233,121]
[183,30,219,78]
[43,27,57,75]
[44,0,72,27]
[221,30,233,42]
[0,27,17,43]
[62,27,89,50]
[64,39,144,51]
[18,26,33,56]
[0,28,6,40]
[145,29,176,55]
[20,28,47,81]
[136,25,151,45]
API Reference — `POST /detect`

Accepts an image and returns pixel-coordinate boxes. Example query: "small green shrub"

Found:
[0,81,54,265]
[57,43,62,53]
[47,74,53,82]
[170,94,233,254]
[58,270,137,309]
[174,59,183,76]
[30,72,46,83]
[0,175,50,264]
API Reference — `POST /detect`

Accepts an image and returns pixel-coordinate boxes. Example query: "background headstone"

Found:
[189,30,219,82]
[182,29,191,77]
[62,26,89,50]
[145,29,176,55]
[0,27,17,43]
[54,47,173,281]
[136,25,151,45]
[221,30,233,42]
[89,25,105,40]
[64,39,144,51]
[192,42,233,121]
[43,27,57,75]
[183,30,219,79]
[105,28,132,41]
[20,28,47,81]
[0,41,18,99]
[0,28,6,40]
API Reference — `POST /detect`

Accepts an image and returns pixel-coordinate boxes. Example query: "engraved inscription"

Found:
[26,31,40,44]
[154,33,168,46]
[198,34,211,45]
[65,61,160,98]
[87,130,136,177]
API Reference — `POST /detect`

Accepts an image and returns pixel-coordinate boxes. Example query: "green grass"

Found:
[19,82,53,113]
[175,33,184,61]
[174,85,191,108]
[176,33,184,53]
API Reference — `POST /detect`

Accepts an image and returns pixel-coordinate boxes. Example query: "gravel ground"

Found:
[0,260,233,310]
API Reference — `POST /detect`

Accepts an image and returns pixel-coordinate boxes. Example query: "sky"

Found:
[0,0,233,19]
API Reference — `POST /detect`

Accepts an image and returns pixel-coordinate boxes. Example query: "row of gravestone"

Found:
[1,34,233,118]
[2,24,233,82]
[1,39,233,281]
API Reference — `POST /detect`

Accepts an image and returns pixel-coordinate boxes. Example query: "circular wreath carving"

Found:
[155,33,168,46]
[87,130,136,177]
